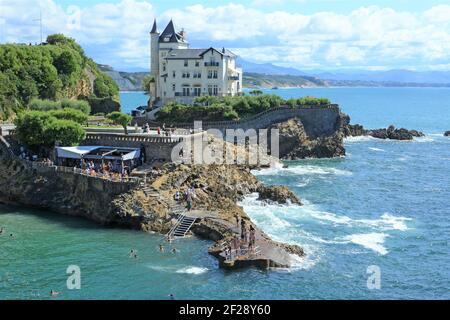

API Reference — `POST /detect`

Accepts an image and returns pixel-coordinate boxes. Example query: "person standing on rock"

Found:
[240,219,246,241]
[235,214,240,228]
[186,188,194,211]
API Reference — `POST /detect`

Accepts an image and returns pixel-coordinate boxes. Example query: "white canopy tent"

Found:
[56,146,141,161]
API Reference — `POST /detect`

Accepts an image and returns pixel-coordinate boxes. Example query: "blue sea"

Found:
[1,88,449,299]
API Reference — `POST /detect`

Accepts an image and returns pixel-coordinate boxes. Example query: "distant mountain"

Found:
[237,58,307,76]
[243,72,326,88]
[237,59,450,85]
[315,69,450,84]
[98,64,148,91]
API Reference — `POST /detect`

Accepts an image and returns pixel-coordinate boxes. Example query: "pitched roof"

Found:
[159,20,186,43]
[165,49,206,59]
[164,47,238,60]
[199,47,237,58]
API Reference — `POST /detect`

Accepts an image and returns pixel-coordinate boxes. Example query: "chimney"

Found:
[180,28,187,40]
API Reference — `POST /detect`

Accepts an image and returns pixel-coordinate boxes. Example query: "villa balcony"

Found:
[205,62,220,67]
[228,75,240,81]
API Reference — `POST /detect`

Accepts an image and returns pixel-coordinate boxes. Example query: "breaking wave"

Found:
[343,233,389,255]
[252,164,352,177]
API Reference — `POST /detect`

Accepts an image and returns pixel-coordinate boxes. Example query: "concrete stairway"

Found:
[171,215,196,238]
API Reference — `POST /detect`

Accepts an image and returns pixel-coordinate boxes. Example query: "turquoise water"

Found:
[1,88,449,299]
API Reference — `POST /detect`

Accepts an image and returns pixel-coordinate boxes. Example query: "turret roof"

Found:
[159,20,187,43]
[150,19,157,33]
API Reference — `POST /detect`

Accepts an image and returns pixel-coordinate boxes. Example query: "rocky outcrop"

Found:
[367,125,424,140]
[257,185,301,205]
[444,131,450,137]
[272,117,346,159]
[344,122,424,141]
[0,138,304,270]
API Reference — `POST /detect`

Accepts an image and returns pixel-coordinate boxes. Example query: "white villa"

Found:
[149,19,243,106]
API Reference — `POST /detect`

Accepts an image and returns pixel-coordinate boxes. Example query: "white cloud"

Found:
[1,1,450,71]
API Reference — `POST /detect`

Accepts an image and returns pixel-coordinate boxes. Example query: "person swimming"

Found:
[171,248,178,254]
[50,290,60,297]
[129,249,138,259]
[159,244,164,252]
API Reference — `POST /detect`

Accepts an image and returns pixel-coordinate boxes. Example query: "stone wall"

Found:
[134,104,341,139]
[82,132,204,162]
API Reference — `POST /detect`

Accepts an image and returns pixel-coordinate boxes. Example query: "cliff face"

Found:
[272,111,347,159]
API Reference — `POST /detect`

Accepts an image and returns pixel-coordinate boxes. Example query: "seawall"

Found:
[134,104,341,138]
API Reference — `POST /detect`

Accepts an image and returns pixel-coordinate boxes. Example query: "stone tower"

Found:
[149,19,159,104]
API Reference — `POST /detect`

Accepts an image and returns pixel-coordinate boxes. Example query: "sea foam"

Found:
[175,267,209,275]
[343,233,389,255]
[252,164,352,177]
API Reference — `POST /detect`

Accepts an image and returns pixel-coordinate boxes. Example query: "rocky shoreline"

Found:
[0,137,304,270]
[344,122,424,140]
[444,131,450,137]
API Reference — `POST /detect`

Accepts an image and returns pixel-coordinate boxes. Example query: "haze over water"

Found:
[1,88,449,299]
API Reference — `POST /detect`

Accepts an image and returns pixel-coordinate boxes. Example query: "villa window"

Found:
[208,85,213,96]
[208,70,213,79]
[213,70,218,79]
[184,60,188,67]
[163,63,166,72]
[173,71,176,78]
[213,85,218,96]
[195,61,200,67]
[193,87,201,96]
[172,84,176,91]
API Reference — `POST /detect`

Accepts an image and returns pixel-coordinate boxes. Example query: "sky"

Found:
[1,0,450,72]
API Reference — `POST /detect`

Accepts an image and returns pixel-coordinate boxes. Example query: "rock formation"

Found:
[271,116,346,159]
[344,120,424,141]
[0,137,304,270]
[444,131,450,137]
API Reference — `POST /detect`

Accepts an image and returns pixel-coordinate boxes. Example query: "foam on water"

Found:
[369,147,385,152]
[344,136,376,143]
[252,164,352,177]
[176,267,209,275]
[343,233,389,255]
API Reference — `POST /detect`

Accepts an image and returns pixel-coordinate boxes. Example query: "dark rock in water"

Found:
[444,131,450,137]
[257,185,302,205]
[345,123,366,137]
[367,125,424,140]
[344,122,424,141]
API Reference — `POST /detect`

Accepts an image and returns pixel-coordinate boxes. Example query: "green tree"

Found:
[49,108,88,125]
[14,111,55,147]
[45,119,86,146]
[14,110,85,148]
[107,111,132,134]
[142,75,155,94]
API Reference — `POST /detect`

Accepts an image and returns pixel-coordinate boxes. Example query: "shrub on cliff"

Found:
[14,110,85,148]
[29,98,90,115]
[157,102,239,123]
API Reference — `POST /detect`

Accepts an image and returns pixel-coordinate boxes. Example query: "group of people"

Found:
[174,187,196,211]
[223,216,257,261]
[79,159,130,181]
[142,123,176,137]
[0,227,14,238]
